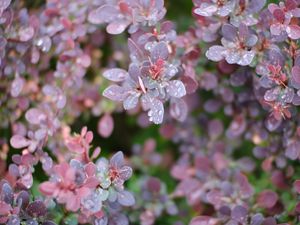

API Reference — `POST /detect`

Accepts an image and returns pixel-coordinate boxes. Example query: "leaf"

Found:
[10,135,30,149]
[0,201,11,215]
[222,24,237,42]
[150,42,169,62]
[248,0,266,13]
[88,5,119,24]
[26,200,47,217]
[294,180,300,193]
[147,98,164,124]
[285,142,300,160]
[292,66,300,83]
[103,68,128,82]
[103,85,127,101]
[25,108,46,125]
[250,214,264,225]
[189,216,217,225]
[107,20,130,35]
[119,166,132,181]
[39,181,56,196]
[169,98,188,122]
[257,190,278,208]
[206,45,225,62]
[236,172,253,198]
[231,205,248,223]
[1,183,13,204]
[117,190,135,206]
[7,215,20,225]
[97,114,114,138]
[128,38,144,61]
[194,5,218,17]
[94,217,108,225]
[166,80,186,98]
[110,151,124,168]
[11,77,24,97]
[0,0,11,11]
[237,50,255,66]
[287,24,300,39]
[286,0,297,10]
[123,93,140,110]
[16,191,30,209]
[19,26,34,42]
[128,63,141,81]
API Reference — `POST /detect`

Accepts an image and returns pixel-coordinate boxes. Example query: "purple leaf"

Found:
[128,63,141,81]
[117,190,135,206]
[36,36,52,52]
[250,214,264,225]
[97,114,114,138]
[248,0,266,13]
[88,5,119,24]
[206,46,225,62]
[7,215,20,225]
[236,173,253,198]
[34,128,47,140]
[107,20,130,35]
[169,98,188,122]
[286,24,300,39]
[123,93,140,110]
[16,191,30,209]
[0,0,11,12]
[292,66,300,83]
[238,23,249,41]
[286,0,297,10]
[19,26,34,42]
[231,205,248,223]
[103,85,127,101]
[189,216,217,225]
[150,42,169,62]
[1,183,13,204]
[257,190,278,208]
[166,80,186,98]
[11,77,24,97]
[285,142,300,160]
[25,108,46,125]
[119,166,132,181]
[263,217,277,225]
[110,151,124,168]
[147,98,164,124]
[10,135,30,149]
[26,200,47,217]
[56,94,66,109]
[295,180,300,193]
[103,68,128,82]
[222,24,237,42]
[194,5,218,17]
[128,38,144,61]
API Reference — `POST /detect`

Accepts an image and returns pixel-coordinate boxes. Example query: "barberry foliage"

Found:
[1,0,300,225]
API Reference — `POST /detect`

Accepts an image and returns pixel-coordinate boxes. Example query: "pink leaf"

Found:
[107,20,130,35]
[10,135,30,149]
[103,85,127,101]
[286,24,300,39]
[103,68,128,82]
[88,5,119,24]
[294,180,300,193]
[11,77,24,97]
[98,114,114,138]
[25,108,46,125]
[257,190,278,208]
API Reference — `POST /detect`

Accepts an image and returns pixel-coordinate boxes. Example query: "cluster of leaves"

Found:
[1,0,300,225]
